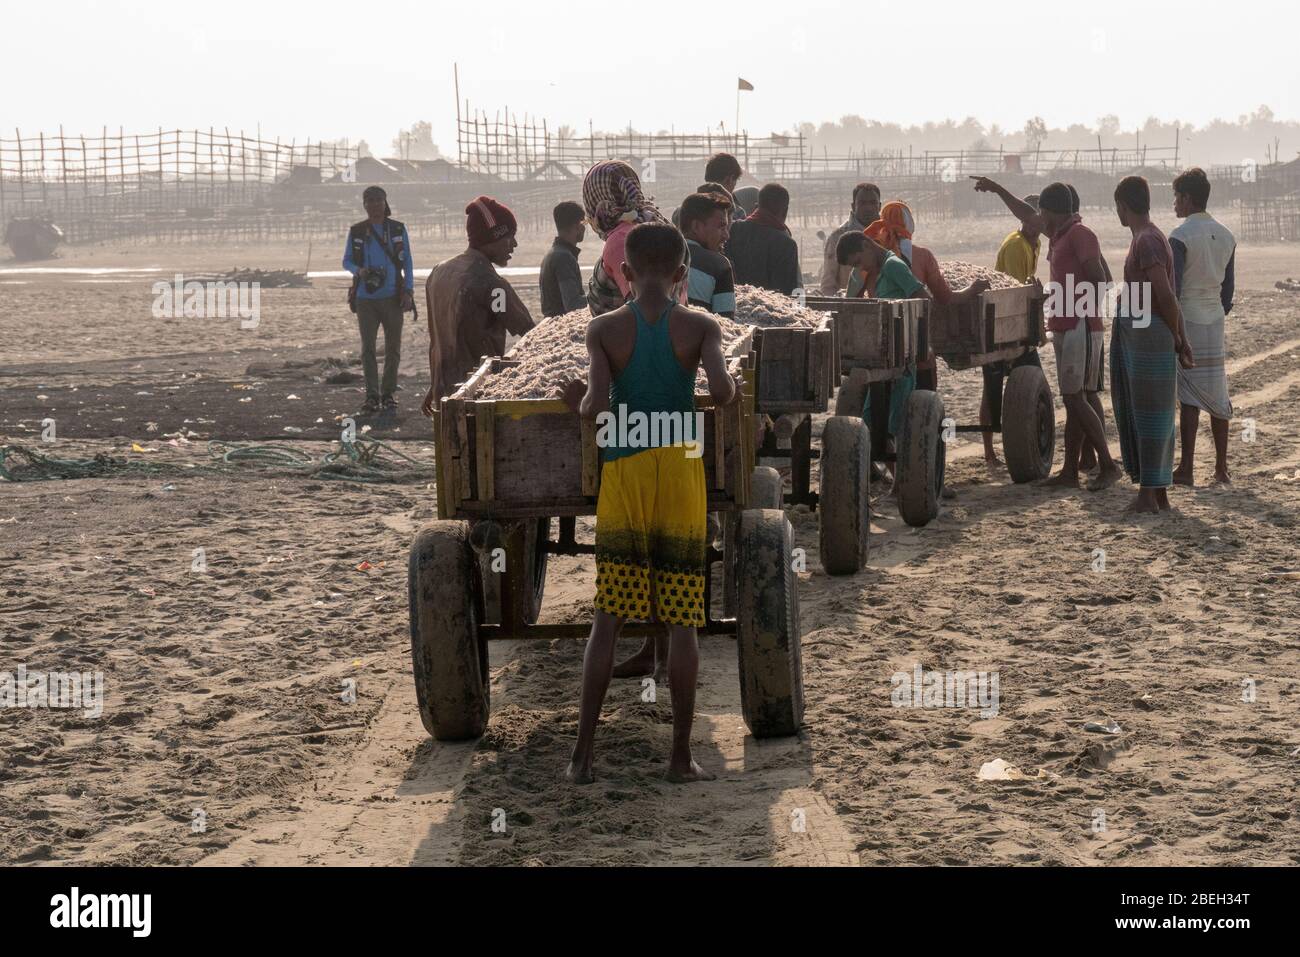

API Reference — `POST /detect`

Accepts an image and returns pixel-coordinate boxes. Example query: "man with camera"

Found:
[343,185,416,415]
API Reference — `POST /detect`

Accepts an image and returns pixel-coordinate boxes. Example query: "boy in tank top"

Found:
[560,222,742,784]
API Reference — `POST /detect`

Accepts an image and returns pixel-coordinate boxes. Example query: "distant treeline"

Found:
[792,106,1295,167]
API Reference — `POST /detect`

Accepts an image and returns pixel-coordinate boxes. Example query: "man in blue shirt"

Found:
[343,186,415,415]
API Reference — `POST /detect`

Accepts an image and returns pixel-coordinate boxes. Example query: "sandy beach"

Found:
[2,230,1298,866]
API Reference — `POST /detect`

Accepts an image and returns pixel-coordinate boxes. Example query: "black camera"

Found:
[361,266,387,293]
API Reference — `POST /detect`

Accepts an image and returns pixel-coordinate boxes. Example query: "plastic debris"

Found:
[1084,719,1122,734]
[356,560,374,571]
[978,758,1027,781]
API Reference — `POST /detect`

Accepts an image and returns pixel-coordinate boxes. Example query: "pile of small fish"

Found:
[938,260,1023,290]
[733,284,820,327]
[473,305,755,400]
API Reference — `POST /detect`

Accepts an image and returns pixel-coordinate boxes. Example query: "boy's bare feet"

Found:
[1172,465,1194,486]
[1086,465,1123,491]
[666,758,716,783]
[612,641,655,679]
[1040,470,1080,488]
[1213,468,1231,485]
[984,455,1004,472]
[1079,449,1098,471]
[1156,488,1171,510]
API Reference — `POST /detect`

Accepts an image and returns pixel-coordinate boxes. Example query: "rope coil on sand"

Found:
[0,439,432,485]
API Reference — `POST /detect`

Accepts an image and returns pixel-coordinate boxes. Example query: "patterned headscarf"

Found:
[581,160,667,238]
[865,200,915,264]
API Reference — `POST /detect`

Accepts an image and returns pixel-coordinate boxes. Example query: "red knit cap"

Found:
[465,195,517,248]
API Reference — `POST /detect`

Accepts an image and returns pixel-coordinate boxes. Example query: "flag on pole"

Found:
[737,78,754,91]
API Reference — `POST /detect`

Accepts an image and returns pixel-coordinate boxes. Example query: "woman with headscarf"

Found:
[852,201,987,497]
[582,160,680,316]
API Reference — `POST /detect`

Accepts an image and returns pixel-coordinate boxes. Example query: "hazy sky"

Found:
[11,0,1298,152]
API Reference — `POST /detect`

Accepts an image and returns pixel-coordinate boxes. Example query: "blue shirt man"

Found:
[342,186,415,415]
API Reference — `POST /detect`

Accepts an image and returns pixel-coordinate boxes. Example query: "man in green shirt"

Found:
[836,231,932,474]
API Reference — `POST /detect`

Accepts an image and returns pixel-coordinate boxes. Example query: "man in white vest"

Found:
[1169,168,1237,486]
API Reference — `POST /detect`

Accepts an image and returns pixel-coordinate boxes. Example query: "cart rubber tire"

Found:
[834,378,867,417]
[751,466,784,509]
[725,468,782,615]
[1001,365,1056,483]
[818,415,871,575]
[480,518,549,626]
[736,509,805,738]
[897,389,946,528]
[409,521,489,740]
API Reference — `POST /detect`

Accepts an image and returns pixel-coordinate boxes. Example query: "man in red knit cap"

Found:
[422,195,536,414]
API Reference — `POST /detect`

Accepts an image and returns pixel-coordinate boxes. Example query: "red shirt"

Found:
[1046,216,1105,332]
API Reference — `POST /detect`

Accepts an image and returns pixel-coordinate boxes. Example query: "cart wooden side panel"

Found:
[751,316,835,414]
[434,357,755,520]
[929,285,1045,370]
[804,297,927,383]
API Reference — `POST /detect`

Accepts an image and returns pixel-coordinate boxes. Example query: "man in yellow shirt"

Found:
[980,195,1043,467]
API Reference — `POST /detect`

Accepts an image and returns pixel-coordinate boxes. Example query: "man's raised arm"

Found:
[971,176,1045,234]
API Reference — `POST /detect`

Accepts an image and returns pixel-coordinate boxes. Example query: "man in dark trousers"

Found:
[539,200,587,317]
[726,183,801,294]
[343,185,415,415]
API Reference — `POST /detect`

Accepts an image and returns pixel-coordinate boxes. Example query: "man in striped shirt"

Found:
[679,192,737,318]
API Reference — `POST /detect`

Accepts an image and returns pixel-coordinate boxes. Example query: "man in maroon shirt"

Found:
[973,178,1121,489]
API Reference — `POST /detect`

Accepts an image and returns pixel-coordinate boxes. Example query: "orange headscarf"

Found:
[864,201,915,263]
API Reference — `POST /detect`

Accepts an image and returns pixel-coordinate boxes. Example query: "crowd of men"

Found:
[339,152,1239,780]
[341,153,1237,508]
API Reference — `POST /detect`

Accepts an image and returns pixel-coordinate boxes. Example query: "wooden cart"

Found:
[410,354,804,742]
[928,285,1056,483]
[801,296,946,535]
[743,315,865,575]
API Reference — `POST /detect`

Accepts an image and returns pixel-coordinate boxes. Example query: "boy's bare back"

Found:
[591,302,718,377]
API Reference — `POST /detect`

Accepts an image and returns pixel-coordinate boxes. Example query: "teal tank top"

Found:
[602,301,698,463]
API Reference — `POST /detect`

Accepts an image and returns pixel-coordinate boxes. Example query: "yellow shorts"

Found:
[594,445,707,627]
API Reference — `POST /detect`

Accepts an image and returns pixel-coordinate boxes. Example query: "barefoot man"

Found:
[561,222,740,784]
[972,178,1122,490]
[1111,175,1195,513]
[1168,168,1236,486]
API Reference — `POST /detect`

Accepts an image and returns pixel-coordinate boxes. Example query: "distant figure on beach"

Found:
[343,186,415,416]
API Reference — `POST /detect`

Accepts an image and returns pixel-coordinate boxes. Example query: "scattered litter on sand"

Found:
[1084,719,1123,735]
